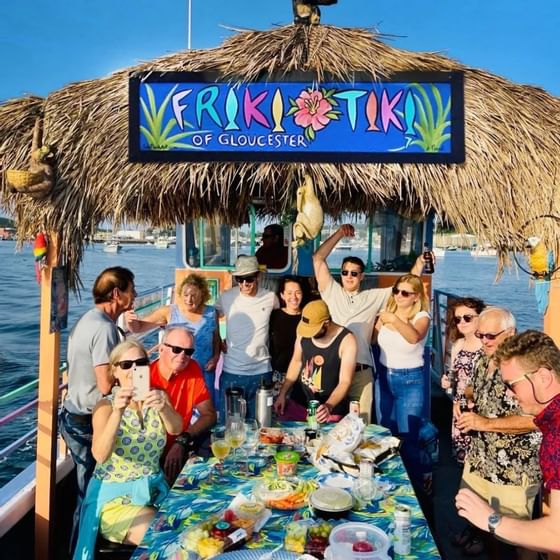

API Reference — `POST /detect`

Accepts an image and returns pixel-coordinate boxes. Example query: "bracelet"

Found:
[175,432,193,449]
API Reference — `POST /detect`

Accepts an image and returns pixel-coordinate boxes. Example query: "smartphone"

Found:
[132,365,150,401]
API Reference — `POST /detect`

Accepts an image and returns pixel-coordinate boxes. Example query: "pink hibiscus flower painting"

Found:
[287,87,341,141]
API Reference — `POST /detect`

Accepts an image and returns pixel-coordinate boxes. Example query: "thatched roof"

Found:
[1,24,559,289]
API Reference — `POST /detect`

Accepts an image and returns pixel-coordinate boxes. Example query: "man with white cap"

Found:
[216,255,279,419]
[274,299,357,423]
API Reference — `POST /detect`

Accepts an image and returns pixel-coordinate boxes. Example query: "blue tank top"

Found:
[169,304,217,374]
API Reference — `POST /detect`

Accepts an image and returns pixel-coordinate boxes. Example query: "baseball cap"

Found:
[297,300,330,338]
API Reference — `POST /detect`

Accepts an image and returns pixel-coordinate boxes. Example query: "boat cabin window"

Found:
[181,209,423,274]
[182,210,291,272]
[320,210,424,273]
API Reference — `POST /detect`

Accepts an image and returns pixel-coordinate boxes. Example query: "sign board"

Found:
[129,71,464,164]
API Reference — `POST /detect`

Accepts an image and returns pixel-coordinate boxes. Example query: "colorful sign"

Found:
[129,71,464,163]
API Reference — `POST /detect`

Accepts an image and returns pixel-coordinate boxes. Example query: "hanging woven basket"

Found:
[5,168,44,189]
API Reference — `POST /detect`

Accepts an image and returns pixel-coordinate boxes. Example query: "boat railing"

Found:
[0,283,174,534]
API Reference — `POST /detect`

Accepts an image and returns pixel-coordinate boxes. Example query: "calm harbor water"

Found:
[0,241,543,486]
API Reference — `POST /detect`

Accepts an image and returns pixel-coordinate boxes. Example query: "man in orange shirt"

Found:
[150,326,217,482]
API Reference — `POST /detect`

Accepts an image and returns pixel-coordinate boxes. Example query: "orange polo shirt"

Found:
[150,358,210,451]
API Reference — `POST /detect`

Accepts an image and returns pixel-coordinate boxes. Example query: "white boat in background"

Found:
[103,241,121,253]
[433,247,446,258]
[471,245,497,257]
[155,237,170,249]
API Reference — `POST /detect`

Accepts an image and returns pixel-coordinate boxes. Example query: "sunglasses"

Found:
[453,314,478,324]
[503,370,538,391]
[474,330,506,341]
[235,275,257,284]
[115,357,149,370]
[392,288,415,297]
[341,270,360,277]
[163,343,195,356]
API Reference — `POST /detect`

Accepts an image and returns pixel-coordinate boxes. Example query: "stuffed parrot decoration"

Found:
[525,236,554,314]
[33,232,48,283]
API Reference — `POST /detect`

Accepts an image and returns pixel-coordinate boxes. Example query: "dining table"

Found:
[130,422,441,559]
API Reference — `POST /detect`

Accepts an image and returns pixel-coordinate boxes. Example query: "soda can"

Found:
[349,400,360,415]
[393,504,411,555]
[308,400,320,414]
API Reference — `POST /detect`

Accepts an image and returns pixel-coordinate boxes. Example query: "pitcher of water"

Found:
[224,386,247,422]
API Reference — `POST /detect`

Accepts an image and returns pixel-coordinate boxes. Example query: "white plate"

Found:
[316,472,355,490]
[213,550,298,559]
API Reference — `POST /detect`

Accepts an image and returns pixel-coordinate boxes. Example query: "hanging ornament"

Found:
[33,232,48,283]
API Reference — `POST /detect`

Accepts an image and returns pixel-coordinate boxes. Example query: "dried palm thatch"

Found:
[1,24,559,290]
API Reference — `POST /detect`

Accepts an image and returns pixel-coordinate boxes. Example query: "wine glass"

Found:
[225,416,246,467]
[210,426,231,482]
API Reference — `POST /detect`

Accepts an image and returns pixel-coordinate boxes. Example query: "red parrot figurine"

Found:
[33,232,48,283]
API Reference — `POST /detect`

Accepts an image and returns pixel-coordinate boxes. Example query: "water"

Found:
[0,243,543,486]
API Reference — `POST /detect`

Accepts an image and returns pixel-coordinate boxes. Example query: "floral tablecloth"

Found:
[131,423,440,559]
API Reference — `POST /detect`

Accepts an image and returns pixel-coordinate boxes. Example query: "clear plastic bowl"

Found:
[328,522,390,560]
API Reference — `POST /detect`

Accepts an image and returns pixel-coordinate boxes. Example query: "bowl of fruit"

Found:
[284,519,333,558]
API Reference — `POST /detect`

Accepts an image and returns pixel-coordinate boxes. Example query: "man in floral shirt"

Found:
[453,307,542,556]
[456,330,560,555]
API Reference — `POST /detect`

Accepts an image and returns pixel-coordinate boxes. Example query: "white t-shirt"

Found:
[378,310,430,369]
[216,287,279,375]
[320,278,391,366]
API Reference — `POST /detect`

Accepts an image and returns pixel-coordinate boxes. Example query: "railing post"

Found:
[34,232,61,560]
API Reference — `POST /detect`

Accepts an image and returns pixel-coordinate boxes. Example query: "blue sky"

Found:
[0,0,558,103]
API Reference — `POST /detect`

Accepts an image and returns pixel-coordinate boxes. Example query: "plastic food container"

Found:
[309,487,353,520]
[259,427,284,444]
[328,522,390,559]
[275,450,300,476]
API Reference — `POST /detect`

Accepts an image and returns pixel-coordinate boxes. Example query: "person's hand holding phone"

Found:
[113,387,133,412]
[144,389,169,412]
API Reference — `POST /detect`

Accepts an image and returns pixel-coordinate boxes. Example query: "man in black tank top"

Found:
[274,300,357,423]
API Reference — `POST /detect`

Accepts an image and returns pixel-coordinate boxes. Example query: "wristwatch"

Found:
[488,511,502,534]
[175,432,193,450]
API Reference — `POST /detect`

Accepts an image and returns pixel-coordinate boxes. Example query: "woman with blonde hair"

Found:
[127,273,221,403]
[373,273,431,490]
[74,340,183,560]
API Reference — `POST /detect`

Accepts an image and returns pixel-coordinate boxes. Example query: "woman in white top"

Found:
[373,273,430,489]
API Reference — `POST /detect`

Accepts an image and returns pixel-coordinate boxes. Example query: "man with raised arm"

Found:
[313,224,425,422]
[456,329,560,556]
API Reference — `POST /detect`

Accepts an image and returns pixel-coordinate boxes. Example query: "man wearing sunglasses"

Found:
[453,308,542,557]
[313,224,425,422]
[216,255,279,420]
[150,326,216,482]
[60,266,136,552]
[255,223,288,269]
[456,330,560,555]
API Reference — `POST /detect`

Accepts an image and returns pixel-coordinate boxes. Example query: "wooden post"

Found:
[543,277,560,345]
[34,232,60,560]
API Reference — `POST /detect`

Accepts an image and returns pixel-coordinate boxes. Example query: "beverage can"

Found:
[393,504,411,555]
[423,244,435,274]
[307,400,319,430]
[349,400,360,415]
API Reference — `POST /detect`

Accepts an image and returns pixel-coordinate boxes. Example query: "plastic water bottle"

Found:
[393,504,411,555]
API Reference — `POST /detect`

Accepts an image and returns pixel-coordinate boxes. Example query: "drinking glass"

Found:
[226,416,246,467]
[243,419,259,454]
[210,426,231,482]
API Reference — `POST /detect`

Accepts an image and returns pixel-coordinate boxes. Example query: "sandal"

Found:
[463,535,485,556]
[451,525,473,547]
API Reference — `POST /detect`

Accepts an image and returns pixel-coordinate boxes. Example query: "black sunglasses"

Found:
[341,270,360,277]
[235,275,257,284]
[392,287,414,297]
[453,314,478,324]
[115,357,149,370]
[163,343,195,356]
[474,330,505,341]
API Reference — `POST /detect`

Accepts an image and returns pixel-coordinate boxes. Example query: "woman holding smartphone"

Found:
[74,340,183,560]
[373,274,431,490]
